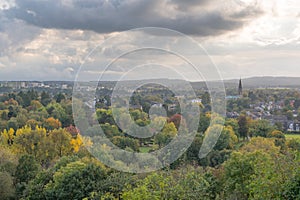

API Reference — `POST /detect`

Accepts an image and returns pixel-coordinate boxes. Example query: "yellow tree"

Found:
[14,126,47,156]
[70,134,83,153]
[48,129,73,157]
[0,128,15,146]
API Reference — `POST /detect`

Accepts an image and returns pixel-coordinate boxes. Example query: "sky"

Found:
[0,0,300,81]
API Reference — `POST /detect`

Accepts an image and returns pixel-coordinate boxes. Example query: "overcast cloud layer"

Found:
[0,0,300,81]
[4,0,263,35]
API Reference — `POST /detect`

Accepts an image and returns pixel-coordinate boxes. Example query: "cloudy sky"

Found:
[0,0,300,81]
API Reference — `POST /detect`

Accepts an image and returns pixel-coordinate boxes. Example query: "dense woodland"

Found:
[0,89,300,199]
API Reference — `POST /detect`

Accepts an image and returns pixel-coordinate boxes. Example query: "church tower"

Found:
[238,78,243,96]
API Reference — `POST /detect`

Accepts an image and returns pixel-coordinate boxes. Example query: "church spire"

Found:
[238,78,243,96]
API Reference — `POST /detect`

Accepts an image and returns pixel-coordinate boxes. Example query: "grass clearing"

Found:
[139,146,152,153]
[285,134,300,140]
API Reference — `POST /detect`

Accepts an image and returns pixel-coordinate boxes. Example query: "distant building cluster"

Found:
[226,78,300,133]
[0,81,72,90]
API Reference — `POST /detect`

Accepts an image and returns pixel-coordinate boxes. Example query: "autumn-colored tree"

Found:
[168,114,182,130]
[70,134,83,153]
[0,128,15,146]
[65,125,80,138]
[44,117,62,130]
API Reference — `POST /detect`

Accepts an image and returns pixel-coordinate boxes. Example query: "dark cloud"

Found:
[3,0,263,36]
[169,0,211,11]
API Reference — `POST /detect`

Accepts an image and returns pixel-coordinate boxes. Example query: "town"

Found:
[2,78,300,133]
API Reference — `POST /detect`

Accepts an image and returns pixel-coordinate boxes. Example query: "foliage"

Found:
[0,171,15,199]
[123,168,219,200]
[0,89,300,200]
[44,159,108,200]
[154,122,177,147]
[238,115,249,139]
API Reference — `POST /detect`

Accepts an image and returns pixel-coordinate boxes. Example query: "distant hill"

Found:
[224,77,300,89]
[2,77,300,90]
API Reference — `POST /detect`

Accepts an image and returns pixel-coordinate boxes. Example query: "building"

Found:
[238,78,243,96]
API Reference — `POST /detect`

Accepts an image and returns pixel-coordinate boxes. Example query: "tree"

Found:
[0,171,15,199]
[123,173,173,200]
[214,125,238,151]
[186,135,203,163]
[14,126,55,165]
[44,159,107,200]
[240,137,280,154]
[16,154,40,183]
[54,93,66,103]
[198,112,211,133]
[1,128,15,146]
[154,122,177,147]
[112,136,139,152]
[284,170,300,199]
[44,117,62,130]
[65,125,80,137]
[225,118,239,137]
[23,170,53,200]
[0,146,18,175]
[96,109,115,125]
[29,100,43,111]
[48,129,73,157]
[238,115,249,140]
[223,151,267,199]
[15,155,40,198]
[70,135,83,153]
[222,137,287,199]
[122,169,218,200]
[202,92,211,105]
[249,119,274,138]
[26,119,42,129]
[46,103,68,127]
[7,117,19,130]
[41,91,51,106]
[168,114,182,130]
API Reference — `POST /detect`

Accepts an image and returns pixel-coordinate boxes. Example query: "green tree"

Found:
[0,171,15,199]
[238,115,249,140]
[41,91,51,106]
[44,159,107,200]
[16,154,40,183]
[214,125,238,151]
[15,154,40,198]
[249,119,274,138]
[112,136,139,152]
[284,170,300,199]
[96,109,115,124]
[122,169,218,200]
[154,122,177,147]
[198,112,211,133]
